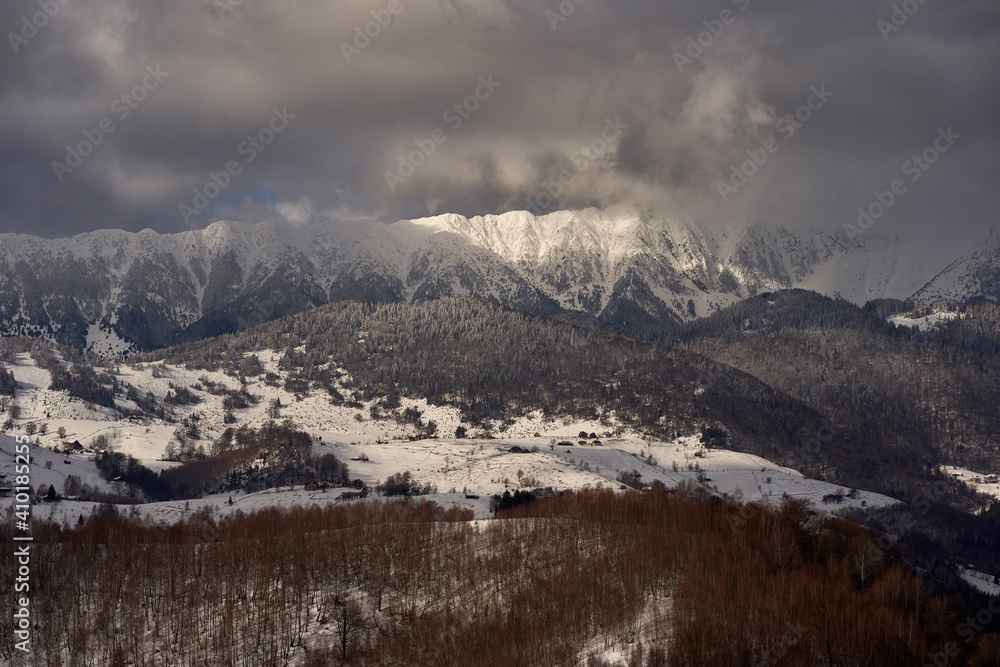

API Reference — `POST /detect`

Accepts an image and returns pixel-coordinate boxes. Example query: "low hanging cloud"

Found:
[0,0,997,242]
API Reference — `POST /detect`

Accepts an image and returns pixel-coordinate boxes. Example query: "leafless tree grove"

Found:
[0,488,993,666]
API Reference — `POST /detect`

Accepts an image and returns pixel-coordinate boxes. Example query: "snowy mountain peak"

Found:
[0,209,994,354]
[913,229,1000,303]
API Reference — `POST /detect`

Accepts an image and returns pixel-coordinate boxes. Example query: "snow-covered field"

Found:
[960,567,1000,596]
[889,311,960,331]
[0,350,897,525]
[941,465,1000,499]
[0,435,116,495]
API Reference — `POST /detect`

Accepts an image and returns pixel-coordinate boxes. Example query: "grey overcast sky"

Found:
[0,0,997,240]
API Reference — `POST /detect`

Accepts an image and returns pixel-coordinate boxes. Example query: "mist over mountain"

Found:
[1,209,994,355]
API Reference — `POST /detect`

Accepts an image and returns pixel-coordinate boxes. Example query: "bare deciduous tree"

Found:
[324,594,366,661]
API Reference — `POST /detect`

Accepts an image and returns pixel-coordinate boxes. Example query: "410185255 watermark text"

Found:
[10,435,34,654]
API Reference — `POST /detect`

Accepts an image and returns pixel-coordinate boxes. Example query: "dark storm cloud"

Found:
[0,0,997,239]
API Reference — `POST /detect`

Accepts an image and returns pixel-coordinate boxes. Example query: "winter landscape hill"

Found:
[2,212,1000,665]
[3,286,1000,664]
[3,293,1000,665]
[1,208,994,356]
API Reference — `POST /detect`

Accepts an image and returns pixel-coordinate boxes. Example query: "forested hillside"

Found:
[679,291,1000,481]
[136,297,970,505]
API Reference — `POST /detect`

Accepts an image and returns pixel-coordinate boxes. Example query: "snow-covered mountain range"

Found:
[913,228,1000,303]
[0,207,995,355]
